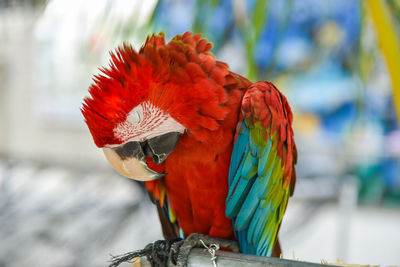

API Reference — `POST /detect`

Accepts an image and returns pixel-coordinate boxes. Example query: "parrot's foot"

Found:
[170,233,239,267]
[108,238,182,267]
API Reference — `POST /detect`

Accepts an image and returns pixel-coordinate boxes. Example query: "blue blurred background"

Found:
[0,0,399,266]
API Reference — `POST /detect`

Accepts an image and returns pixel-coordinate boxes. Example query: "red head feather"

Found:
[82,32,232,147]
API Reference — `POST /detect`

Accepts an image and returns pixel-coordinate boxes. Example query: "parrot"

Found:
[82,31,297,261]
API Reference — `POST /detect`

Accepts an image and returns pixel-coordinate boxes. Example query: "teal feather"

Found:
[236,229,256,254]
[228,128,249,182]
[240,152,258,179]
[258,140,272,176]
[234,180,261,230]
[226,143,248,200]
[253,209,269,250]
[179,228,184,239]
[225,176,256,217]
[235,165,273,230]
[247,202,267,244]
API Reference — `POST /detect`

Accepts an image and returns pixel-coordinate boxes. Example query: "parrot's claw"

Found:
[169,233,239,267]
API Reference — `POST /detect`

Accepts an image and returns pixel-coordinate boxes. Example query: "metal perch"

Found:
[133,248,339,267]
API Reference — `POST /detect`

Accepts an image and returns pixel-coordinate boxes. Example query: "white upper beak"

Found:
[102,147,163,181]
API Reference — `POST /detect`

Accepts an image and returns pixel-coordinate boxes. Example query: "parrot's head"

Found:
[81,32,230,181]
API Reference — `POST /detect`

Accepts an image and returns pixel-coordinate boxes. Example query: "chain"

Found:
[199,239,220,267]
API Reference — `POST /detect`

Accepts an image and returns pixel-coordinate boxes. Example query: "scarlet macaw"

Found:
[82,32,296,259]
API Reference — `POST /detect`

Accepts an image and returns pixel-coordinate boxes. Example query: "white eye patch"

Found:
[111,101,185,145]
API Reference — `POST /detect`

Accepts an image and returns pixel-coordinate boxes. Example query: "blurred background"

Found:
[0,0,399,266]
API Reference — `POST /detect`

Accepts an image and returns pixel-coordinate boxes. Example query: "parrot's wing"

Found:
[226,81,296,256]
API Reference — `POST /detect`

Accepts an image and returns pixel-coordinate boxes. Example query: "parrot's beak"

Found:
[103,147,163,181]
[102,132,181,181]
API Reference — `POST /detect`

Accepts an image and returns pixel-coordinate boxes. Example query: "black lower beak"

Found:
[143,132,182,164]
[114,132,182,164]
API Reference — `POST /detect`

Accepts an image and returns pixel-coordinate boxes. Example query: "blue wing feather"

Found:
[235,164,273,230]
[228,126,249,181]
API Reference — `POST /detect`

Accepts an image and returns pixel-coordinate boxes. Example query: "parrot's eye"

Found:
[126,110,142,125]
